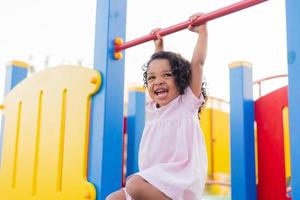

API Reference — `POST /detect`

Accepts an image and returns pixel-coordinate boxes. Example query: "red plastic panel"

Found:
[255,86,290,200]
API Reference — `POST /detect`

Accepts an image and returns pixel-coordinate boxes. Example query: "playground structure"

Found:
[0,0,300,200]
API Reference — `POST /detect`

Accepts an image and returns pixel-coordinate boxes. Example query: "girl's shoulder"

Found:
[181,86,204,108]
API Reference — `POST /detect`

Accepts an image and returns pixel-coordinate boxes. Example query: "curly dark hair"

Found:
[199,81,208,116]
[142,51,208,114]
[143,51,191,95]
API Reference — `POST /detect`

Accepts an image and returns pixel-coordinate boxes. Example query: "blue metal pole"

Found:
[4,61,29,95]
[285,0,300,199]
[88,0,127,199]
[229,61,256,200]
[126,88,145,177]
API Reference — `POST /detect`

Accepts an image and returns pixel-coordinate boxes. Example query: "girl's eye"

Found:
[147,76,155,81]
[164,73,172,78]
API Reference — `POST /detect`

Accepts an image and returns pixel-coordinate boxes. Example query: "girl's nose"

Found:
[154,78,163,85]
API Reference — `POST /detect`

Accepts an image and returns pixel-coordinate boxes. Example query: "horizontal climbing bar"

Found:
[253,74,288,85]
[115,0,268,52]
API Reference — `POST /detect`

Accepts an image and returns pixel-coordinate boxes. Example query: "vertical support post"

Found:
[4,61,29,95]
[126,87,145,177]
[285,1,300,199]
[88,0,127,199]
[0,61,28,165]
[229,61,256,200]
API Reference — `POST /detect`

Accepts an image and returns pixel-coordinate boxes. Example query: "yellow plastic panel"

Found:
[211,109,230,174]
[200,108,230,175]
[201,108,230,195]
[282,107,291,179]
[0,65,101,200]
[199,109,213,176]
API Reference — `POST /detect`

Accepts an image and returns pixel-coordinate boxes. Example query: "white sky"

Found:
[0,0,287,103]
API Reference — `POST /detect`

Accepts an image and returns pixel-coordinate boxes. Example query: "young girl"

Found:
[107,13,208,200]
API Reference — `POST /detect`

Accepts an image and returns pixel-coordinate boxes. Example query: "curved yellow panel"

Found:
[0,65,101,200]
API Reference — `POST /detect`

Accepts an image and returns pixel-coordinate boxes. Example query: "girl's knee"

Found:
[125,175,145,198]
[105,193,114,200]
[105,189,125,200]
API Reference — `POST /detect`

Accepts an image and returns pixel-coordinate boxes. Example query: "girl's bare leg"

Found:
[125,175,171,200]
[106,189,126,200]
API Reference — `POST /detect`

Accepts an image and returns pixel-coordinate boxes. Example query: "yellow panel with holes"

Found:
[0,65,101,200]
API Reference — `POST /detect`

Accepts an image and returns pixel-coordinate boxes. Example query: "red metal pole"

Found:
[115,0,268,52]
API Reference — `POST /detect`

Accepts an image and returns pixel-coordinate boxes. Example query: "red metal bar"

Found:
[253,74,288,85]
[253,74,287,97]
[115,0,268,52]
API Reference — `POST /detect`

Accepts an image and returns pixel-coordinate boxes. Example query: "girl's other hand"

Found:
[150,28,164,52]
[188,13,207,34]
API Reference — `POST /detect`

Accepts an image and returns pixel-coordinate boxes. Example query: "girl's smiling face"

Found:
[146,58,180,107]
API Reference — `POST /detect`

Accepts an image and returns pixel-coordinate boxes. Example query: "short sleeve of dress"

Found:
[181,86,205,113]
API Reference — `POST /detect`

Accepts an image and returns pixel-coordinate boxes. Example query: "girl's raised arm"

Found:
[189,13,208,98]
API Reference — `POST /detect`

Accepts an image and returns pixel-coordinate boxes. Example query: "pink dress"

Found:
[126,87,208,200]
